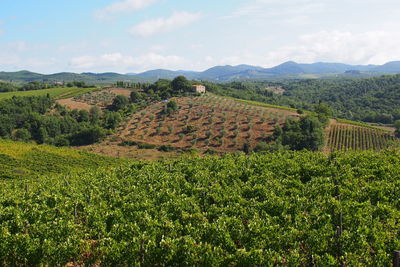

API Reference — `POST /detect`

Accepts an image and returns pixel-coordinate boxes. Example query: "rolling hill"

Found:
[2,61,400,83]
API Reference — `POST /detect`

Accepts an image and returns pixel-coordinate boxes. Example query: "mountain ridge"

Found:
[1,61,400,83]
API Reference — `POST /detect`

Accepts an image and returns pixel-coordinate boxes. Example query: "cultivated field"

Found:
[0,139,122,180]
[73,87,131,107]
[326,123,398,151]
[0,87,97,101]
[117,94,299,152]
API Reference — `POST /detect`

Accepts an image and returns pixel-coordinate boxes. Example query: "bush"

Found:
[13,128,31,142]
[183,125,198,134]
[111,95,129,111]
[159,144,176,152]
[69,126,106,146]
[138,143,157,149]
[119,140,138,147]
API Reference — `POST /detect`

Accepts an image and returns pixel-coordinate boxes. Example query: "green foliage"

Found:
[13,128,32,142]
[0,139,122,180]
[104,112,122,130]
[171,76,192,93]
[279,116,325,151]
[69,125,107,146]
[394,120,400,137]
[130,90,143,103]
[2,151,399,265]
[163,100,179,115]
[111,95,129,111]
[183,125,198,134]
[327,124,398,151]
[0,86,96,101]
[137,143,157,149]
[253,142,286,152]
[89,106,101,124]
[158,144,176,152]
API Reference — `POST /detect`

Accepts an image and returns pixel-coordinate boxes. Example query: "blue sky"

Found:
[1,0,400,73]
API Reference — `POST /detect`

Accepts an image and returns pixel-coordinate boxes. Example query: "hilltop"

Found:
[2,61,400,83]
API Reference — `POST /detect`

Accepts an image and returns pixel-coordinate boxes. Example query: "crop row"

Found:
[327,124,398,151]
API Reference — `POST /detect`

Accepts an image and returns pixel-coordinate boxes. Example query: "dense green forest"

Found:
[1,151,399,265]
[205,75,400,124]
[0,95,129,146]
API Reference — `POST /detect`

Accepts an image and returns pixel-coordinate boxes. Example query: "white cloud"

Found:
[226,0,325,19]
[149,44,166,52]
[196,30,400,69]
[95,0,159,20]
[263,30,400,66]
[0,53,56,70]
[129,11,202,37]
[69,52,186,72]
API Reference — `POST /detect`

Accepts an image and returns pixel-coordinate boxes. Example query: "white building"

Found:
[192,85,206,93]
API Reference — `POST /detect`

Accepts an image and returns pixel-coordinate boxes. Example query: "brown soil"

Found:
[76,140,180,161]
[113,95,299,153]
[70,87,133,108]
[57,98,94,111]
[109,88,132,97]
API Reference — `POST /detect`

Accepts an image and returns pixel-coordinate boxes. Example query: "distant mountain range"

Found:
[2,61,400,83]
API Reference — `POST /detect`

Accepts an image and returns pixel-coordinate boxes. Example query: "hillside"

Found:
[81,94,299,157]
[207,74,400,124]
[3,61,400,83]
[1,150,399,265]
[0,139,124,180]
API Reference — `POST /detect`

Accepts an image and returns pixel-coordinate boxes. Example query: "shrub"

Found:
[183,125,198,134]
[158,144,176,152]
[138,143,157,149]
[119,140,137,147]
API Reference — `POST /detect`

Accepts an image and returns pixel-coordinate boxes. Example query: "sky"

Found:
[1,0,400,74]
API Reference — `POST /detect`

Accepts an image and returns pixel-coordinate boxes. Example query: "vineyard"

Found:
[326,123,398,151]
[0,87,97,101]
[0,139,124,180]
[0,150,399,265]
[116,94,299,153]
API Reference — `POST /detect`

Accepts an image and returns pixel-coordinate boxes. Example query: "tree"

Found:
[314,103,333,117]
[13,128,31,142]
[394,120,400,137]
[104,112,122,130]
[280,116,324,151]
[130,90,143,103]
[243,142,251,154]
[89,106,101,124]
[171,76,192,93]
[164,100,178,115]
[69,126,106,146]
[78,110,90,122]
[111,95,129,111]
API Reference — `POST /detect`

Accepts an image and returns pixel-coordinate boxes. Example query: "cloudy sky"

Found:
[1,0,400,73]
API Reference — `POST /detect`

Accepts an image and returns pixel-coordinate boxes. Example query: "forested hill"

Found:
[2,61,400,83]
[280,74,400,123]
[209,74,400,124]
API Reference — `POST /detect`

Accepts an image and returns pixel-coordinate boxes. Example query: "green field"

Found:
[0,139,126,180]
[0,87,98,101]
[0,149,399,265]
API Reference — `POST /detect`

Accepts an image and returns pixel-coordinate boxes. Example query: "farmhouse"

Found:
[192,84,206,93]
